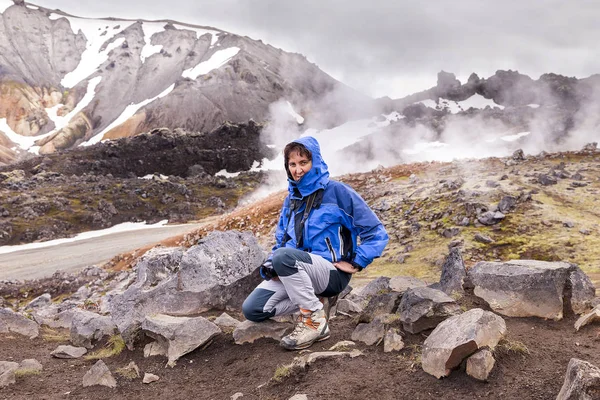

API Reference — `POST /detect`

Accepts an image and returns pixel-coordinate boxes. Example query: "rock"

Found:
[569,268,597,314]
[347,276,391,303]
[289,395,308,400]
[389,276,427,294]
[33,307,78,329]
[293,350,363,369]
[25,293,52,310]
[0,361,19,387]
[18,359,43,373]
[469,260,595,320]
[0,308,39,338]
[117,361,140,379]
[51,345,88,359]
[70,309,117,348]
[141,314,221,367]
[336,299,363,314]
[351,319,385,346]
[497,195,517,213]
[383,328,405,353]
[397,287,462,334]
[144,341,167,358]
[110,231,264,347]
[82,360,117,388]
[512,149,525,160]
[422,308,506,379]
[477,211,505,226]
[328,341,356,351]
[556,358,600,400]
[233,320,291,345]
[575,306,600,331]
[231,392,244,400]
[538,174,558,186]
[143,372,160,384]
[563,221,575,228]
[466,349,495,381]
[213,313,241,329]
[439,248,467,295]
[358,292,402,323]
[474,233,494,244]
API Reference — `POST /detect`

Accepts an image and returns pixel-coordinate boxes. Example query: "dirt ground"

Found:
[1,303,599,400]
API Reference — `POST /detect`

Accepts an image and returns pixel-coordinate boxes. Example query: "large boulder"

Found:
[141,314,220,367]
[556,358,600,400]
[0,308,39,339]
[468,260,595,320]
[438,248,467,295]
[70,310,117,349]
[421,308,506,379]
[397,287,462,333]
[109,231,264,347]
[358,292,402,323]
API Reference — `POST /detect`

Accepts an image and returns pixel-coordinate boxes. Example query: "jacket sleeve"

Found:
[272,196,291,253]
[337,183,389,269]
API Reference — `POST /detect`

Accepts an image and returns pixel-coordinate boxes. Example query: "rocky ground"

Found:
[2,144,600,399]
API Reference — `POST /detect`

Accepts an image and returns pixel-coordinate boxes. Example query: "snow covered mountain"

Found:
[0,0,374,163]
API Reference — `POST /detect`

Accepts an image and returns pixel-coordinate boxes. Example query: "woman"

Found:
[242,136,388,350]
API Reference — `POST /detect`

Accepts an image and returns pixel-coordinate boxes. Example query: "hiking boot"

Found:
[280,308,330,350]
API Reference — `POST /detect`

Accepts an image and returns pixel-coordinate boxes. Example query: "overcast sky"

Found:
[33,0,600,99]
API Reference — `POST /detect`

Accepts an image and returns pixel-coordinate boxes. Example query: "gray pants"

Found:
[242,248,351,321]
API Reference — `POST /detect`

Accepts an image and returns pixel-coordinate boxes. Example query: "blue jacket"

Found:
[272,136,388,269]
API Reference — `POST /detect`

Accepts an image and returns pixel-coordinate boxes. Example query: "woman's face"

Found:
[288,151,312,181]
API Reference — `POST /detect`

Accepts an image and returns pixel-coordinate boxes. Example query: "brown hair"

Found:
[283,142,312,165]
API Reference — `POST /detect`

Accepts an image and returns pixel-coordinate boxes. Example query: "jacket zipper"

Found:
[325,237,337,262]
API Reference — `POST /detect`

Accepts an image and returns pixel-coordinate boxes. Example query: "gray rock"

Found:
[328,341,356,351]
[110,231,264,348]
[51,345,88,359]
[0,308,39,338]
[336,299,363,314]
[389,276,427,294]
[351,319,385,346]
[82,360,117,388]
[118,361,140,379]
[0,361,19,387]
[574,306,600,331]
[538,174,558,186]
[144,341,167,358]
[439,248,467,295]
[569,268,597,314]
[358,292,402,323]
[398,287,462,334]
[512,149,525,160]
[289,395,308,400]
[141,314,221,367]
[25,293,51,310]
[213,312,241,329]
[469,260,594,320]
[33,307,78,329]
[383,328,405,353]
[498,196,517,213]
[478,211,505,226]
[474,233,494,244]
[143,373,160,384]
[18,359,43,373]
[557,358,600,400]
[293,350,363,370]
[347,276,391,303]
[422,308,506,379]
[70,309,117,348]
[233,320,291,345]
[466,349,495,381]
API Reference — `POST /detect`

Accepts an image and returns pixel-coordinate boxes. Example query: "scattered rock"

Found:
[288,395,308,400]
[389,276,427,294]
[538,174,557,186]
[512,149,525,161]
[351,319,385,346]
[397,287,462,333]
[574,306,600,331]
[497,196,517,213]
[143,373,160,384]
[0,308,39,339]
[569,268,597,314]
[358,292,402,323]
[231,392,244,400]
[141,314,221,367]
[474,233,494,244]
[556,358,600,400]
[233,319,291,345]
[466,349,495,381]
[347,276,391,304]
[293,349,363,369]
[51,345,87,359]
[336,299,363,314]
[328,341,356,351]
[439,248,467,295]
[117,361,140,379]
[563,221,575,228]
[213,313,241,329]
[70,309,117,348]
[421,308,506,379]
[0,361,19,387]
[25,293,51,310]
[383,328,405,353]
[82,360,117,388]
[478,211,505,226]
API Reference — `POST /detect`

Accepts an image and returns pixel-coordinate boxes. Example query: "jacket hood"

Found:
[286,136,330,199]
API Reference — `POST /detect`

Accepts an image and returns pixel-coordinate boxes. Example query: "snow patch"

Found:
[139,174,168,180]
[286,101,304,124]
[59,16,135,87]
[140,22,165,62]
[419,94,504,113]
[182,47,240,79]
[82,83,175,146]
[0,220,170,255]
[26,4,39,10]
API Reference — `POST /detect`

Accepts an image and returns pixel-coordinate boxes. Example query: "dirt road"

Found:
[0,223,204,280]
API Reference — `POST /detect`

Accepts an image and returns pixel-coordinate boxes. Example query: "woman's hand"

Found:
[334,261,361,274]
